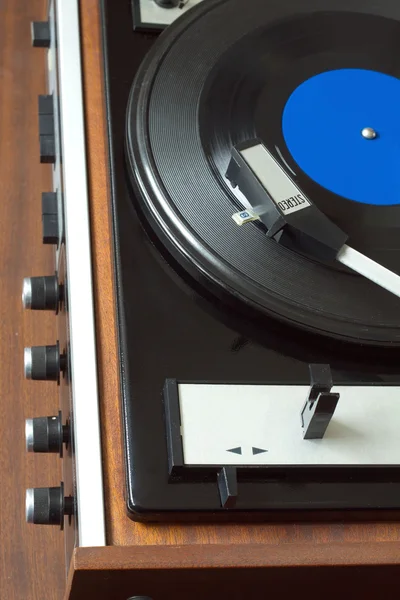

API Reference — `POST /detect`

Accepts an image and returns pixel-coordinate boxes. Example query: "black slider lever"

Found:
[301,364,340,440]
[217,467,238,509]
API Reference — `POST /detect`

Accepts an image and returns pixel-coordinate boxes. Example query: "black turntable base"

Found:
[101,0,400,521]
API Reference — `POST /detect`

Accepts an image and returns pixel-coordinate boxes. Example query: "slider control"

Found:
[301,364,340,440]
[38,95,55,164]
[41,192,59,245]
[31,21,51,48]
[217,467,238,509]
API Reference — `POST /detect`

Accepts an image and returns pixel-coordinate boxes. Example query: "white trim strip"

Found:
[56,0,106,547]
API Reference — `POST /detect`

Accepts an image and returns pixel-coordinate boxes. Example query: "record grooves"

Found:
[126,0,400,346]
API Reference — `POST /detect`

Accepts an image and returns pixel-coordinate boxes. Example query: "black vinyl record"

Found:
[126,0,400,346]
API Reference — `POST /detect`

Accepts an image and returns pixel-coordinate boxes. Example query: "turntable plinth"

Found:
[65,1,400,599]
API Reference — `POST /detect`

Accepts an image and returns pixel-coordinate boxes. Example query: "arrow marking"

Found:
[252,447,268,455]
[227,447,242,455]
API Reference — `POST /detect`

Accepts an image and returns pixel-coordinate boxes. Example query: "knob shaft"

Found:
[24,342,65,382]
[26,412,69,455]
[22,275,59,311]
[26,483,73,528]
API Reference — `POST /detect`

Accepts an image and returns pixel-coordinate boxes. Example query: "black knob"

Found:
[22,275,60,312]
[26,483,73,528]
[39,136,56,164]
[154,0,181,6]
[41,192,59,245]
[38,95,55,164]
[26,412,69,456]
[24,342,66,382]
[31,21,51,48]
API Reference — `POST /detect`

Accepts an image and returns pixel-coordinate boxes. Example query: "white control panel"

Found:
[136,0,204,27]
[178,384,400,466]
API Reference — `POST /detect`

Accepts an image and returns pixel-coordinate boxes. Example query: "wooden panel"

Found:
[67,566,400,600]
[70,542,400,570]
[80,0,400,560]
[0,1,65,599]
[66,546,400,600]
[78,0,122,546]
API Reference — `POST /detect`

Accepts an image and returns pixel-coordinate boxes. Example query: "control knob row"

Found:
[26,18,72,532]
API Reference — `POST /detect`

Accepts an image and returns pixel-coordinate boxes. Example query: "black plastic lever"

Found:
[301,364,340,440]
[217,467,238,509]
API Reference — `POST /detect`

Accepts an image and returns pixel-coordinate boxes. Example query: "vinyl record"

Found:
[126,0,400,346]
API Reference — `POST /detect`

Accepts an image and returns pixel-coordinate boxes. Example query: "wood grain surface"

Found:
[66,545,400,600]
[80,0,400,563]
[72,542,400,570]
[0,1,65,599]
[67,565,400,600]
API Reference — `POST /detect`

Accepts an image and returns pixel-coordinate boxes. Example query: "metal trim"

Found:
[55,0,106,548]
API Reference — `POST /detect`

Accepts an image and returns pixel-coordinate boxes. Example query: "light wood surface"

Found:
[80,0,400,560]
[0,1,65,598]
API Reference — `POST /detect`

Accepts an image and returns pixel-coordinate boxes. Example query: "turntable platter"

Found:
[126,0,400,346]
